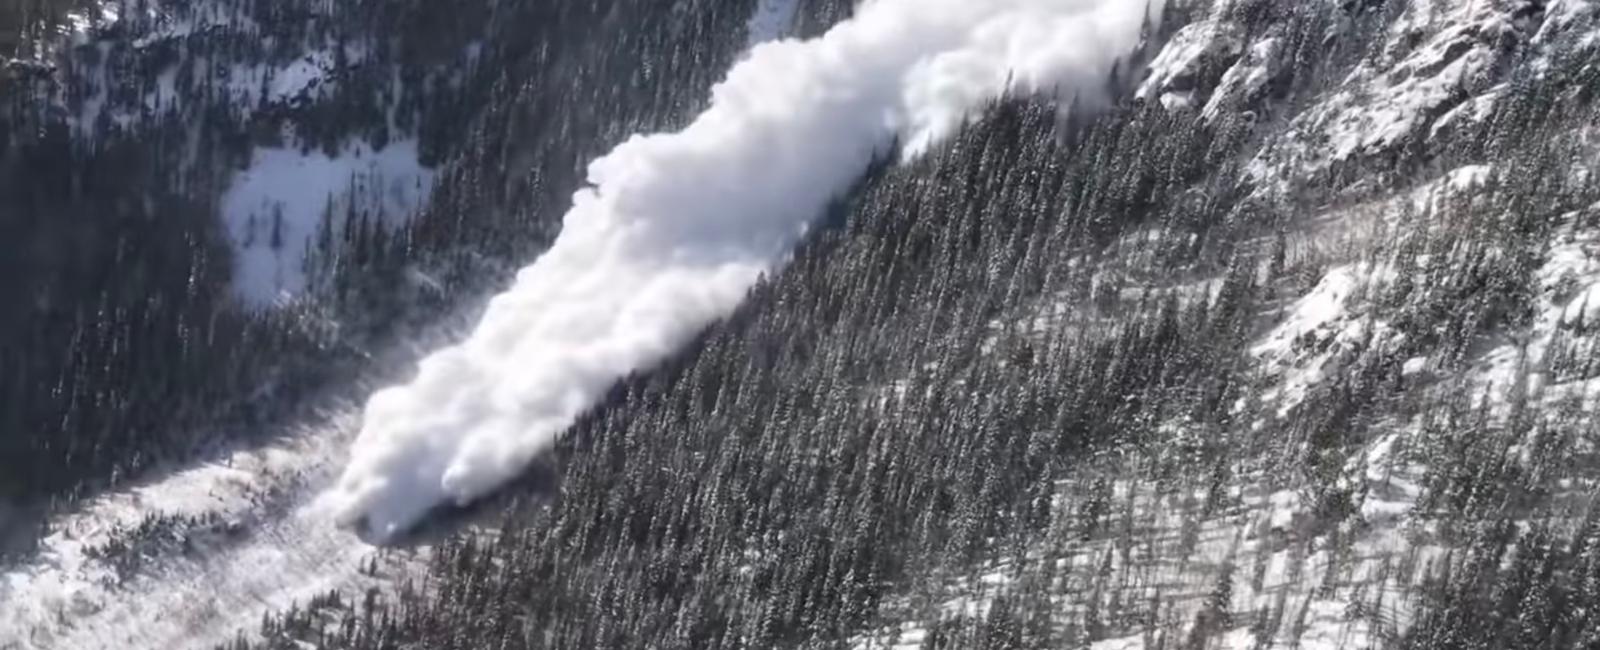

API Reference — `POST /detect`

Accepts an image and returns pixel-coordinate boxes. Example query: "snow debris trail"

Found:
[321,0,1165,540]
[0,414,426,650]
[0,17,834,648]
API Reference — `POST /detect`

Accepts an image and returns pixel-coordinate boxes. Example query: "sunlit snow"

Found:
[746,0,800,47]
[0,414,427,650]
[223,140,435,308]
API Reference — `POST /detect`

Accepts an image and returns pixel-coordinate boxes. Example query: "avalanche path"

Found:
[0,12,806,648]
[0,412,425,650]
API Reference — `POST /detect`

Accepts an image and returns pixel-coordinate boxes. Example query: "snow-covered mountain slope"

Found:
[840,1,1600,643]
[849,185,1600,648]
[11,0,472,307]
[746,0,801,47]
[6,0,1600,649]
[0,3,807,647]
[161,0,1600,646]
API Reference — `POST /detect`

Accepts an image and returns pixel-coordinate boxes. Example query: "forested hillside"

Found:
[0,0,782,507]
[4,0,1600,649]
[243,0,1600,647]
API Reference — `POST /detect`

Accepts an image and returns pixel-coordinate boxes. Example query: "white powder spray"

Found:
[322,0,1163,539]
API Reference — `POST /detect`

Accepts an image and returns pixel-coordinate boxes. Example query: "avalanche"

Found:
[321,0,1166,540]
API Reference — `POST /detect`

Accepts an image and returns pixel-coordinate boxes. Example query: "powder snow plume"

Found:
[321,0,1163,539]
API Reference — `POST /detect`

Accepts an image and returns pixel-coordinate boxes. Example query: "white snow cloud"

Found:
[320,0,1164,539]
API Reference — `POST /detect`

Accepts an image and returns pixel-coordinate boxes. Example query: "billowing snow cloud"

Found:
[321,0,1163,539]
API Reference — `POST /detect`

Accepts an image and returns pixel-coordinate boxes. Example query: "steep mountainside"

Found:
[0,0,770,507]
[3,0,1600,649]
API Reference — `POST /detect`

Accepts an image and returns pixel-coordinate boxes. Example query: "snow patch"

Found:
[1249,1,1525,191]
[1139,19,1244,110]
[1411,164,1494,212]
[1253,264,1398,415]
[1535,0,1600,47]
[1202,36,1283,120]
[746,0,800,47]
[223,50,347,107]
[1254,266,1359,359]
[1471,213,1600,408]
[223,140,435,308]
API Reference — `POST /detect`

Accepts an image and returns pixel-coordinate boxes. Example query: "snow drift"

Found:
[322,0,1164,539]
